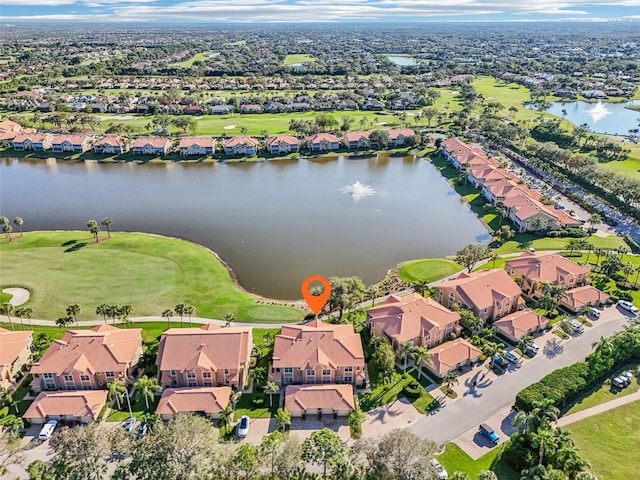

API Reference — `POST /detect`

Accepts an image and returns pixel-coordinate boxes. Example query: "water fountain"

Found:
[586,101,611,124]
[340,181,376,200]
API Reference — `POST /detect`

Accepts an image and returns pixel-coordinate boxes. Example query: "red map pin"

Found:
[301,275,332,316]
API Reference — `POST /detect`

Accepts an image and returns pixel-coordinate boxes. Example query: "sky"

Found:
[2,0,640,23]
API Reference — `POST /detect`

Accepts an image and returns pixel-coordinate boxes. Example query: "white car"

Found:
[526,343,540,356]
[570,320,584,332]
[38,419,58,441]
[430,458,448,480]
[617,300,639,315]
[589,308,602,319]
[236,415,250,438]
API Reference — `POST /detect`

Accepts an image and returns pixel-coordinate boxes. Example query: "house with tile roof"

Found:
[223,136,259,155]
[435,269,525,322]
[265,135,300,154]
[425,338,482,378]
[343,130,372,149]
[155,386,231,420]
[387,128,415,147]
[178,137,215,156]
[559,286,610,313]
[367,293,461,352]
[23,390,107,425]
[270,320,365,387]
[51,134,91,153]
[156,325,252,390]
[30,324,142,392]
[93,136,130,155]
[306,133,340,152]
[12,133,53,151]
[132,137,172,156]
[0,327,33,389]
[441,138,489,170]
[493,309,549,342]
[0,119,25,143]
[505,251,590,299]
[284,384,355,417]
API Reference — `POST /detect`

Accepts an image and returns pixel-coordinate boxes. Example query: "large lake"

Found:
[546,100,640,135]
[0,155,489,299]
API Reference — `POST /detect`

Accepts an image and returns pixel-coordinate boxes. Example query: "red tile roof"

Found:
[438,269,523,312]
[23,390,107,422]
[94,136,127,148]
[178,137,215,148]
[132,137,171,148]
[306,133,340,144]
[426,338,482,376]
[342,130,372,142]
[284,384,355,412]
[265,134,300,146]
[506,251,590,283]
[155,387,231,416]
[51,134,89,145]
[388,128,415,140]
[223,136,259,147]
[494,309,549,340]
[0,327,32,370]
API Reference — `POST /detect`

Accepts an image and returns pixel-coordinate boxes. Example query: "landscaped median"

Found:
[0,230,304,323]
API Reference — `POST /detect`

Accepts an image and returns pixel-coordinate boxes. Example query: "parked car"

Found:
[136,423,148,439]
[479,423,500,445]
[38,419,58,441]
[430,458,448,480]
[617,300,639,315]
[621,371,634,383]
[526,343,540,356]
[123,417,136,433]
[612,376,628,389]
[589,307,602,319]
[236,415,250,438]
[505,351,519,364]
[570,320,584,332]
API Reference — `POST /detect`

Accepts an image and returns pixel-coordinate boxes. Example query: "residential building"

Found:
[425,338,482,378]
[179,137,215,156]
[493,309,549,342]
[51,134,91,153]
[505,251,590,298]
[306,133,340,152]
[367,293,461,351]
[23,390,107,425]
[559,286,610,313]
[93,136,130,155]
[131,137,172,156]
[30,324,142,392]
[343,131,372,149]
[270,320,365,387]
[441,138,488,170]
[0,327,33,389]
[0,119,24,142]
[223,136,259,155]
[156,325,252,390]
[12,133,53,151]
[435,269,525,322]
[155,386,231,420]
[387,128,415,147]
[183,105,204,115]
[284,384,355,417]
[265,135,300,154]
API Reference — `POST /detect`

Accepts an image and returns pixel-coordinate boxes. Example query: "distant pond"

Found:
[545,100,640,135]
[385,55,418,66]
[0,155,489,299]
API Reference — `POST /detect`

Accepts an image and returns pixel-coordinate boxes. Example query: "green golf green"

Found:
[0,231,303,323]
[399,258,463,283]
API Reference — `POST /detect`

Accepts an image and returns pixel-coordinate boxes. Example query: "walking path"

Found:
[557,390,640,427]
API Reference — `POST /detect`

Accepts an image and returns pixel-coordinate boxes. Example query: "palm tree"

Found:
[591,335,614,355]
[161,309,173,328]
[622,261,634,282]
[1,302,16,330]
[275,408,292,432]
[185,305,196,327]
[101,218,113,238]
[442,372,459,395]
[531,427,556,465]
[12,217,23,237]
[96,303,109,323]
[512,409,538,434]
[264,381,279,408]
[587,213,601,232]
[174,303,187,327]
[107,380,127,410]
[251,366,267,387]
[55,316,73,330]
[134,375,161,411]
[531,399,560,427]
[224,312,236,327]
[400,340,414,372]
[66,303,81,328]
[409,346,429,380]
[411,280,429,297]
[87,219,100,243]
[218,403,233,434]
[3,223,13,242]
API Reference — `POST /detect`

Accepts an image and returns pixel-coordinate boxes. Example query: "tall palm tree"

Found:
[512,409,538,434]
[264,381,279,408]
[101,218,113,238]
[162,309,173,328]
[107,380,127,410]
[532,399,560,428]
[13,308,25,330]
[55,316,73,330]
[3,223,13,242]
[411,280,429,297]
[224,312,236,327]
[218,403,233,434]
[251,366,267,387]
[119,304,133,326]
[185,305,196,327]
[66,303,81,328]
[174,303,187,327]
[531,427,556,465]
[400,340,414,372]
[409,346,429,380]
[12,217,23,237]
[87,219,100,243]
[21,307,33,328]
[1,302,16,330]
[134,375,161,411]
[443,372,459,394]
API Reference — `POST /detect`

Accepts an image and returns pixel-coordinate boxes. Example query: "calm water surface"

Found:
[385,55,418,66]
[546,100,640,135]
[0,155,489,299]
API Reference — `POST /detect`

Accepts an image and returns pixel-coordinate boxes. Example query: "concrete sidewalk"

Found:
[557,390,640,427]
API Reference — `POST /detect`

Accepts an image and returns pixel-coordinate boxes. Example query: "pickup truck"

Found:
[479,423,500,445]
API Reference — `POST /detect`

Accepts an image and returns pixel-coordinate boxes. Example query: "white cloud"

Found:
[2,0,640,22]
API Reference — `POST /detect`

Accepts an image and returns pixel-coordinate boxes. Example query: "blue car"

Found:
[480,423,500,445]
[505,351,519,364]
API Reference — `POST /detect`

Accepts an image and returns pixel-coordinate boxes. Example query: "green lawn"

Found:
[359,366,434,414]
[569,401,640,480]
[283,54,317,65]
[106,394,160,422]
[565,364,639,415]
[0,231,303,323]
[169,51,215,68]
[233,392,279,420]
[436,442,519,479]
[599,143,640,179]
[0,290,11,303]
[399,258,463,283]
[495,234,626,255]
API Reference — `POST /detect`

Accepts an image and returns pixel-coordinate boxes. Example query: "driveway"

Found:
[408,307,633,446]
[361,396,423,439]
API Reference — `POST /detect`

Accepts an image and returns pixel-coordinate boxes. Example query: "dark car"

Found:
[136,423,148,439]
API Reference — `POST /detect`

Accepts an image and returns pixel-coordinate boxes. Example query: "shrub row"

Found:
[403,382,422,398]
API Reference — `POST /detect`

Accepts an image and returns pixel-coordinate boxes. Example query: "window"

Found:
[106,371,115,378]
[64,375,74,382]
[187,372,196,379]
[45,383,55,390]
[323,379,331,384]
[448,292,455,305]
[80,375,90,382]
[203,372,211,379]
[224,369,229,375]
[322,369,331,376]
[344,367,353,373]
[284,367,293,374]
[204,382,212,387]
[43,373,53,379]
[344,376,353,383]
[170,370,177,377]
[496,303,502,310]
[284,377,293,384]
[306,369,315,384]
[83,385,92,390]
[188,382,196,387]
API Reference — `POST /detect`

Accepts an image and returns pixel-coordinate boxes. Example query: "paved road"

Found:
[408,308,635,446]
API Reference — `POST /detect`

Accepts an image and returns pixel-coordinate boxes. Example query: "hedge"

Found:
[403,382,422,398]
